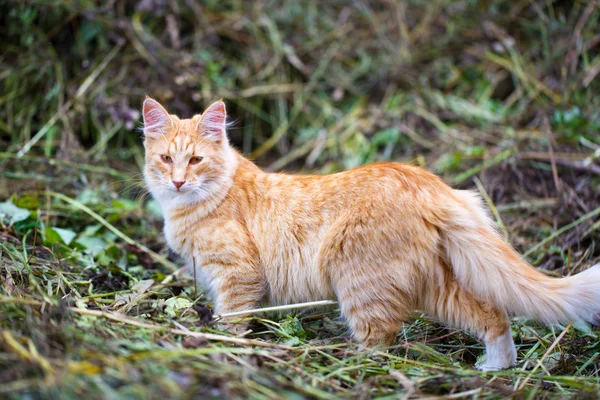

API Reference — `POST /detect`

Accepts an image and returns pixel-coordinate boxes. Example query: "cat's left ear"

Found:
[197,100,227,142]
[142,97,172,138]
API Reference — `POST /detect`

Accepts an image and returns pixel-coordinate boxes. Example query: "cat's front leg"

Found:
[210,263,265,336]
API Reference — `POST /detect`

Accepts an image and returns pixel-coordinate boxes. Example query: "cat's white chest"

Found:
[163,219,217,292]
[163,220,179,255]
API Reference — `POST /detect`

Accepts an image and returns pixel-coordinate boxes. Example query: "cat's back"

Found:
[270,161,449,205]
[236,161,451,225]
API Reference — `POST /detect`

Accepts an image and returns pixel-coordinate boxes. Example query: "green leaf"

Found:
[97,245,127,268]
[371,128,400,146]
[573,320,595,336]
[0,201,31,225]
[80,224,102,237]
[80,19,101,42]
[164,297,194,317]
[112,199,137,211]
[44,226,77,245]
[15,195,40,210]
[76,237,106,256]
[281,316,306,339]
[132,279,154,294]
[53,227,77,245]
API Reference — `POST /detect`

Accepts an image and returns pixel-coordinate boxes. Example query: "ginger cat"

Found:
[142,98,600,371]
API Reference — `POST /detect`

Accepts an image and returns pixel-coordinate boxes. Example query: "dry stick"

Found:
[17,42,124,158]
[518,152,600,175]
[496,198,557,212]
[516,323,572,391]
[44,191,177,272]
[193,257,198,298]
[419,387,484,400]
[518,152,596,161]
[523,205,600,257]
[583,59,600,87]
[543,115,562,192]
[583,219,600,237]
[216,300,338,319]
[236,83,302,98]
[565,4,595,75]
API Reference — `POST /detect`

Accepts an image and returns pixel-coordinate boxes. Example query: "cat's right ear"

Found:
[142,98,172,138]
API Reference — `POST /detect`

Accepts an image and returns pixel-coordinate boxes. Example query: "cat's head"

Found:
[141,98,237,206]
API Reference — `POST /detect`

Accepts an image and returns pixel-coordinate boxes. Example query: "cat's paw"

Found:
[476,348,517,371]
[476,361,514,372]
[478,330,517,371]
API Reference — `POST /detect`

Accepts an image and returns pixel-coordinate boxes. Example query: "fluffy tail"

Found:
[441,190,600,325]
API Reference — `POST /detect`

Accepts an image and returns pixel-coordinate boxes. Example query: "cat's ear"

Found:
[142,98,172,138]
[196,100,227,142]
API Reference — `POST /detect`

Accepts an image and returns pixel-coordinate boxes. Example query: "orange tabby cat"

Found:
[142,98,600,371]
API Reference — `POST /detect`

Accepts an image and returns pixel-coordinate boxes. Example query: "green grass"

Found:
[1,0,600,398]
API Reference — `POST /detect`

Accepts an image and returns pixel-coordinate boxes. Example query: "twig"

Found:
[519,152,596,161]
[543,115,561,192]
[216,300,338,319]
[418,387,484,400]
[565,4,595,76]
[519,151,600,175]
[496,198,557,212]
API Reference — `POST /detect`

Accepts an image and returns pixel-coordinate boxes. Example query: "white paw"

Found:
[478,330,517,371]
[477,360,514,372]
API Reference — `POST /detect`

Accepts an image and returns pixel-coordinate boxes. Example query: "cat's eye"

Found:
[189,156,203,165]
[160,154,172,163]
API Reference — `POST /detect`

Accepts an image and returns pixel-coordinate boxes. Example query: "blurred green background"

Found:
[1,0,597,168]
[3,0,600,265]
[1,1,600,398]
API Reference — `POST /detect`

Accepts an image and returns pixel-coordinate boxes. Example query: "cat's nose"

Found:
[173,181,186,190]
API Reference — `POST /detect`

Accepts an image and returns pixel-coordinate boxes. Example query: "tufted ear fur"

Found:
[142,97,172,138]
[196,100,227,142]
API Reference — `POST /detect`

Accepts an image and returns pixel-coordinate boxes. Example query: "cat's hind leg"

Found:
[421,267,517,371]
[319,209,422,347]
